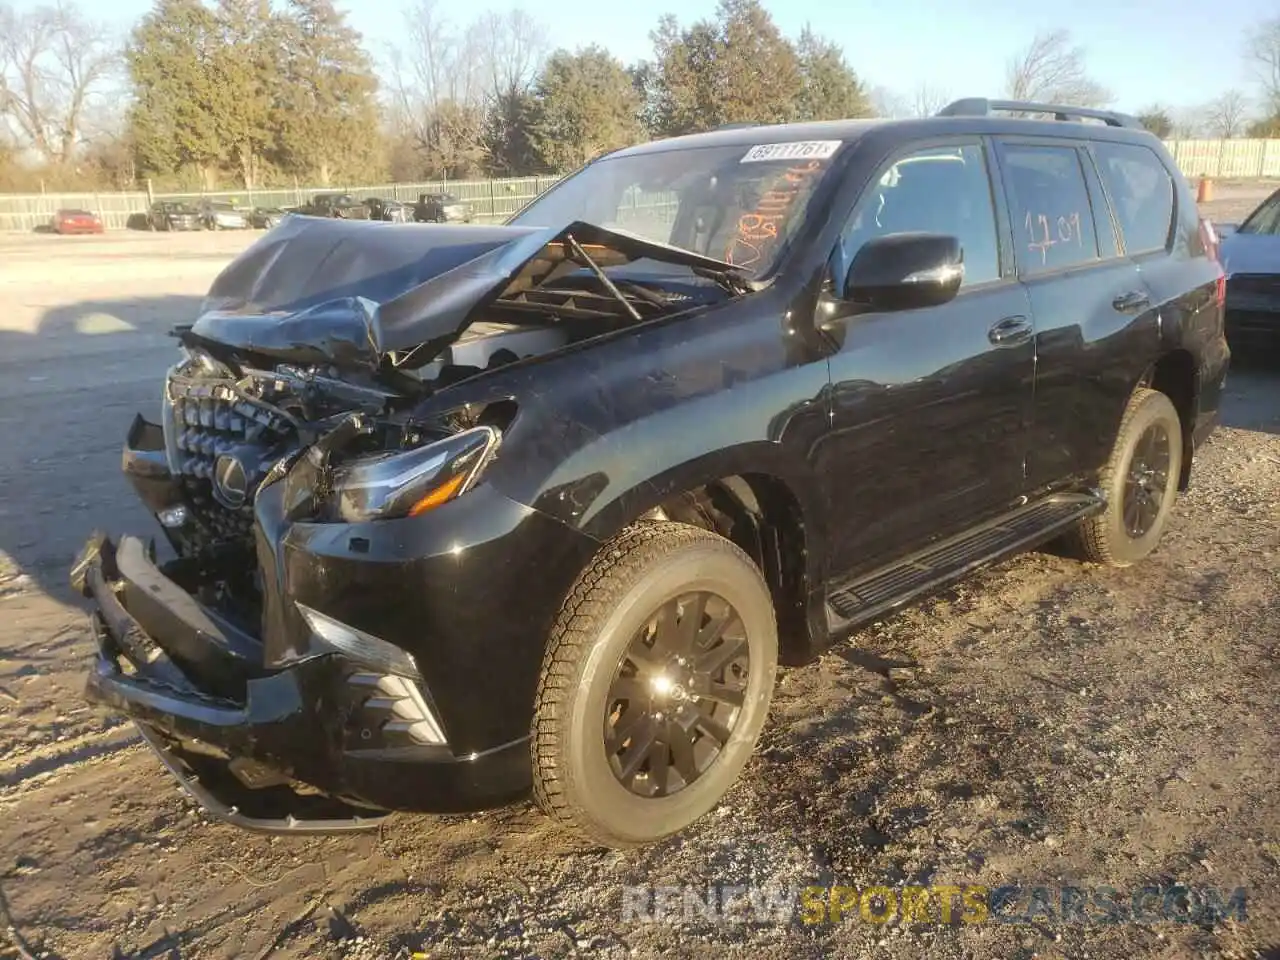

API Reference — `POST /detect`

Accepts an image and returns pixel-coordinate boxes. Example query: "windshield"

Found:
[507,140,845,276]
[1238,189,1280,235]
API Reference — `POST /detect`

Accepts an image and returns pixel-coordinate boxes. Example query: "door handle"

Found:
[1112,290,1151,313]
[988,315,1032,346]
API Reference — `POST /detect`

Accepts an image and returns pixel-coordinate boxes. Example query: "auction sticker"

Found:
[740,141,842,163]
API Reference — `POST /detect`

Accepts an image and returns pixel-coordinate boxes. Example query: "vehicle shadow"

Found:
[0,294,206,606]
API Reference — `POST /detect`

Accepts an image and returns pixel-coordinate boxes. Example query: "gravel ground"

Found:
[0,210,1277,960]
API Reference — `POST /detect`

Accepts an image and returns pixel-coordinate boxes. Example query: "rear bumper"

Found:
[1224,307,1280,349]
[75,534,535,832]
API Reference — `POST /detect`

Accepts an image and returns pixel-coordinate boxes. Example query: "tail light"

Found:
[1199,218,1226,306]
[1199,217,1220,262]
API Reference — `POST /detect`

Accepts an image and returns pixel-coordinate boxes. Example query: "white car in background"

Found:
[199,201,249,230]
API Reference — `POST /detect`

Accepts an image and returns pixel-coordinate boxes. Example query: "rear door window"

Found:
[999,143,1100,276]
[1092,142,1175,254]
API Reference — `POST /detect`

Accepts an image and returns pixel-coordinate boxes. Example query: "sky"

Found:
[16,0,1271,113]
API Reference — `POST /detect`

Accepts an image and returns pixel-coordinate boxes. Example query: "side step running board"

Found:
[826,493,1103,631]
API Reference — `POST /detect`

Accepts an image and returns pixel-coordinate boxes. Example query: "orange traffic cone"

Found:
[1197,178,1214,203]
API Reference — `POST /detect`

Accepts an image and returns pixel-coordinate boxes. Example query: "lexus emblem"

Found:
[213,455,249,508]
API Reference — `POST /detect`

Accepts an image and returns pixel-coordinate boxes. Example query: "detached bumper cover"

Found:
[74,534,535,832]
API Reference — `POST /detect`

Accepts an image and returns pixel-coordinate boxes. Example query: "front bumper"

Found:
[75,533,536,832]
[76,414,602,832]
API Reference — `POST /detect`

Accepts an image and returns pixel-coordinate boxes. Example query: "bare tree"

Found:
[866,83,949,119]
[472,9,547,104]
[1247,18,1280,115]
[1170,108,1205,140]
[911,82,951,118]
[388,0,487,177]
[389,2,546,178]
[1204,89,1250,138]
[0,0,118,166]
[867,85,908,119]
[1005,29,1111,107]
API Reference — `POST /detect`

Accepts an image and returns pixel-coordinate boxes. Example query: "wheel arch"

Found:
[576,453,830,666]
[1138,348,1198,490]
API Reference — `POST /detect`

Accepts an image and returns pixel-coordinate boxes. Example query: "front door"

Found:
[814,140,1035,582]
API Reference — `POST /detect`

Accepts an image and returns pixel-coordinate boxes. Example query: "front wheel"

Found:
[532,522,778,847]
[1067,387,1183,566]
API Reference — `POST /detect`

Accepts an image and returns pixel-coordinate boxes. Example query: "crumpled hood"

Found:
[188,214,739,369]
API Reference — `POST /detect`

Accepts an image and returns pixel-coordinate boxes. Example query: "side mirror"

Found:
[843,233,964,312]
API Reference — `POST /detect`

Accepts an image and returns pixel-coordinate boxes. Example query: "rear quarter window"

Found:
[1092,142,1175,254]
[1000,143,1100,275]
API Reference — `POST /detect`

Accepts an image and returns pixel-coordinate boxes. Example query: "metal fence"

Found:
[7,139,1280,232]
[0,174,566,232]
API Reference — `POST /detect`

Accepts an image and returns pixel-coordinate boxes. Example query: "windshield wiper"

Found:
[565,234,641,321]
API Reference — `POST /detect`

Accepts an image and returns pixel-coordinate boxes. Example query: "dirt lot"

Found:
[0,207,1277,960]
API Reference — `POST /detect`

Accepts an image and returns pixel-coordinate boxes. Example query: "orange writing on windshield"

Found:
[724,160,824,269]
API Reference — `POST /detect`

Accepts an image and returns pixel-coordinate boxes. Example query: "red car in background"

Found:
[51,209,104,235]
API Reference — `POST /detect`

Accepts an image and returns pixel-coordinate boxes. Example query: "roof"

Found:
[605,110,1159,160]
[609,119,883,158]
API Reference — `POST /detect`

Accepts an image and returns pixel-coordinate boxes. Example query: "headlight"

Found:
[328,425,500,522]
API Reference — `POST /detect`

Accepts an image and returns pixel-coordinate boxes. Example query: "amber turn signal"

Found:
[407,472,466,517]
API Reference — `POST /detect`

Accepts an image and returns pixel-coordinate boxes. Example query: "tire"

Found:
[532,521,778,847]
[1066,387,1183,566]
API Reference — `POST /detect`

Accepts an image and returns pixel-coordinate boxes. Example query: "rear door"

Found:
[1089,140,1227,414]
[992,137,1162,489]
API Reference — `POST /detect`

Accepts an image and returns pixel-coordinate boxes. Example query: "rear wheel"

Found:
[531,522,778,847]
[1067,387,1182,566]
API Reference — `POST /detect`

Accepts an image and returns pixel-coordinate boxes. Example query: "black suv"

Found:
[74,98,1228,848]
[146,201,202,231]
[294,192,371,219]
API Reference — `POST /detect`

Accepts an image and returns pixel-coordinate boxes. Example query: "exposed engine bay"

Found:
[143,216,751,624]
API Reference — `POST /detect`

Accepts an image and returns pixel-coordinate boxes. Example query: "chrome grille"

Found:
[161,368,294,541]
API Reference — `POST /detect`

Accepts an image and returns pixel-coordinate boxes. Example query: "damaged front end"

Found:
[75,216,745,831]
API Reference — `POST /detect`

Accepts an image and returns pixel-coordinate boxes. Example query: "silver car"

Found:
[200,201,249,230]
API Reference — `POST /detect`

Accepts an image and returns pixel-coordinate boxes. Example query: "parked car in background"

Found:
[147,202,202,231]
[294,192,371,219]
[50,209,104,235]
[200,201,249,230]
[414,192,473,223]
[248,207,287,230]
[1217,184,1280,350]
[363,197,411,223]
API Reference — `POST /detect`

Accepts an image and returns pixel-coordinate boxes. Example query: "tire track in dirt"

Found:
[0,723,140,796]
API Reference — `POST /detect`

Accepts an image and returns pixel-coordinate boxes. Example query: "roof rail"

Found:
[715,122,759,131]
[936,98,1143,130]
